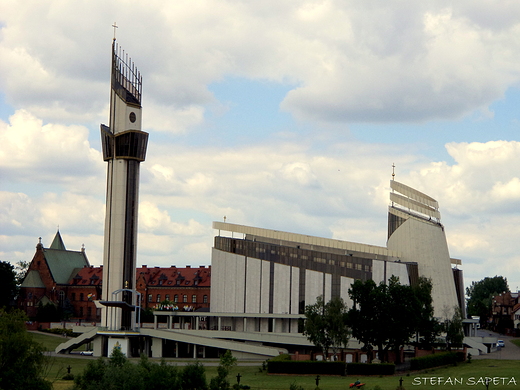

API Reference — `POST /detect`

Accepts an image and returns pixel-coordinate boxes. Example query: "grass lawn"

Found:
[32,333,519,390]
[48,358,520,390]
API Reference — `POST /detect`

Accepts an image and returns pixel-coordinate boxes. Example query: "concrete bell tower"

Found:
[100,39,148,331]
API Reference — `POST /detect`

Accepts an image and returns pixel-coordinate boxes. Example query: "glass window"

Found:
[183,295,188,303]
[174,294,178,303]
[80,293,84,301]
[192,294,197,303]
[148,294,152,302]
[203,295,208,303]
[165,294,170,301]
[71,293,76,301]
[156,294,161,303]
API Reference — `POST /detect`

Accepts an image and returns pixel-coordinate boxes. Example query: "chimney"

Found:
[186,265,191,268]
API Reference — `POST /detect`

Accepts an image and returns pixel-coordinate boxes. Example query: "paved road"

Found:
[472,330,520,360]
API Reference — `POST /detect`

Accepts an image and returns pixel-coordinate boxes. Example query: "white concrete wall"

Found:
[273,263,291,314]
[387,215,459,318]
[291,267,300,314]
[260,260,270,314]
[305,269,323,305]
[245,257,261,313]
[372,259,410,286]
[340,276,354,308]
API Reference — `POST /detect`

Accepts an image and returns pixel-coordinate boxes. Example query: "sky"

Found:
[2,0,520,295]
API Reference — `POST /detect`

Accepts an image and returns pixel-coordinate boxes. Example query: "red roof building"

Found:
[18,232,211,323]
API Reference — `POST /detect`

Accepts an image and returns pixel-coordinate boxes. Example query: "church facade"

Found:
[18,232,211,323]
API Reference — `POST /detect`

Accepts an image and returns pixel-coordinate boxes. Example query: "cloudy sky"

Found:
[2,1,520,293]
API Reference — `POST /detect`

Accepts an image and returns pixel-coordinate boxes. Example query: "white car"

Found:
[497,340,505,348]
[80,350,94,356]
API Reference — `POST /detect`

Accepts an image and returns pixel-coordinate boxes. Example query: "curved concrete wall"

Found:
[387,214,458,318]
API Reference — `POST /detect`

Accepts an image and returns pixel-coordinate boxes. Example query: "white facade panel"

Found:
[291,267,300,314]
[305,269,323,305]
[324,273,332,303]
[273,263,291,314]
[260,260,270,313]
[340,276,354,308]
[245,257,261,313]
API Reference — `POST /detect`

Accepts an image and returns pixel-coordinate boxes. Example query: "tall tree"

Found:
[303,295,350,359]
[348,279,390,362]
[0,261,17,308]
[348,277,438,363]
[0,309,52,390]
[466,276,509,327]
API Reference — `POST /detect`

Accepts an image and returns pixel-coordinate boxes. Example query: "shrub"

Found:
[267,361,346,375]
[181,361,208,390]
[346,362,395,376]
[409,352,464,371]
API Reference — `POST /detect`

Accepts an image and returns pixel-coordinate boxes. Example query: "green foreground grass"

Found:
[32,333,520,390]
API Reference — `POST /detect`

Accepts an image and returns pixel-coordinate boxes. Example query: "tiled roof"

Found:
[138,266,211,287]
[45,248,90,284]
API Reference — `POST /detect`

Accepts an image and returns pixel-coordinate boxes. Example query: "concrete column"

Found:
[193,344,197,358]
[196,316,200,330]
[154,315,157,329]
[151,338,162,358]
[218,317,222,330]
[175,342,179,358]
[243,317,247,332]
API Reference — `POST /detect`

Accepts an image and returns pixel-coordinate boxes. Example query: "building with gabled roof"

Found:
[19,231,90,318]
[18,232,211,323]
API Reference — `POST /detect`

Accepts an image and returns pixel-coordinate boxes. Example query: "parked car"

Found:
[80,350,94,355]
[497,340,505,347]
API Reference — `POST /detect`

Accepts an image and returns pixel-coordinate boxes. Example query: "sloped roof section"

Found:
[44,249,90,284]
[21,270,45,288]
[50,231,66,250]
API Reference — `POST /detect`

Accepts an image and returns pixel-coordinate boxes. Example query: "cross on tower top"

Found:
[112,22,118,41]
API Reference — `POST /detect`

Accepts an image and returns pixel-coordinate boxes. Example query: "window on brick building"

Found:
[192,294,197,303]
[80,293,84,301]
[203,295,208,303]
[183,295,188,303]
[165,294,170,301]
[148,294,152,302]
[156,294,161,303]
[174,295,178,303]
[71,293,76,301]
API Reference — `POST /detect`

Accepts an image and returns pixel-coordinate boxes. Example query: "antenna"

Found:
[392,163,395,181]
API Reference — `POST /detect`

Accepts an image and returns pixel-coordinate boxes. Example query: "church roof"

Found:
[43,232,90,284]
[50,231,66,250]
[44,248,89,284]
[20,270,45,288]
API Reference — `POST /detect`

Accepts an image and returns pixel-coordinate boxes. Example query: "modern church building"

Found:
[210,179,464,327]
[56,38,466,360]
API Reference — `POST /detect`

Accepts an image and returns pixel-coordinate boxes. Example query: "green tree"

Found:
[466,276,509,327]
[443,306,464,351]
[209,350,237,390]
[348,279,390,362]
[0,261,17,308]
[0,309,52,390]
[181,361,208,390]
[348,277,438,363]
[303,295,350,359]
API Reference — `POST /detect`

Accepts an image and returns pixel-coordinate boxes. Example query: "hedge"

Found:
[267,361,346,375]
[410,352,465,371]
[346,363,395,376]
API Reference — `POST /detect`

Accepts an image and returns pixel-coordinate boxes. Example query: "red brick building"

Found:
[18,232,211,323]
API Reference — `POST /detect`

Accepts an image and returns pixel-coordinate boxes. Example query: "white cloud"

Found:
[1,1,520,125]
[0,110,103,185]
